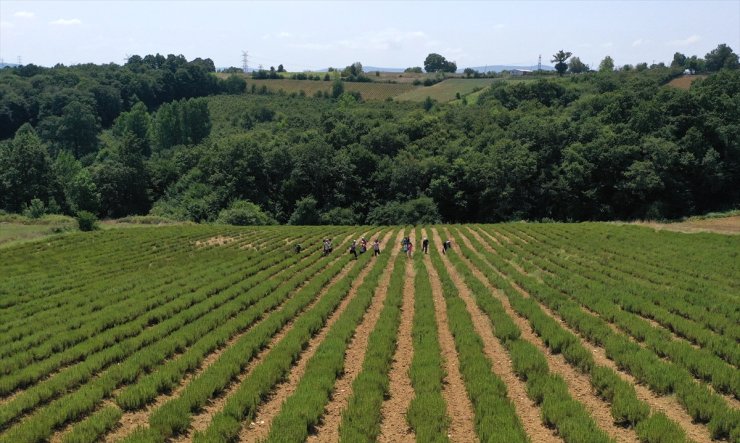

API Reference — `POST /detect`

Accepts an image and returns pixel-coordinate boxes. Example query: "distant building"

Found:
[511,69,533,76]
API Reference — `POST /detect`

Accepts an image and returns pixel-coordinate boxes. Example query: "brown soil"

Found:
[104,231,363,442]
[376,252,417,443]
[195,236,237,247]
[458,227,715,443]
[420,228,480,443]
[632,215,740,235]
[306,230,406,442]
[448,228,639,443]
[667,75,707,90]
[429,228,560,443]
[240,230,393,442]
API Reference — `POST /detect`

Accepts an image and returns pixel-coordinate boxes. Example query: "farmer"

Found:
[373,238,381,256]
[422,237,429,254]
[295,243,302,254]
[407,239,414,258]
[443,240,452,254]
[349,240,358,259]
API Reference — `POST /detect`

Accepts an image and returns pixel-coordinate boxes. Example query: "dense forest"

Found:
[0,47,738,224]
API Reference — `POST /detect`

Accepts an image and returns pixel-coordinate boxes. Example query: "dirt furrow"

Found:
[239,229,394,443]
[429,228,560,443]
[461,227,714,443]
[448,228,639,443]
[420,229,480,443]
[306,230,405,443]
[377,251,416,443]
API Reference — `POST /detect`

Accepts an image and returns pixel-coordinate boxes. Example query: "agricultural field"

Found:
[247,79,416,101]
[0,223,738,443]
[394,78,502,102]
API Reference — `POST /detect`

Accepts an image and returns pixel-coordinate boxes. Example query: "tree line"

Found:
[0,48,738,224]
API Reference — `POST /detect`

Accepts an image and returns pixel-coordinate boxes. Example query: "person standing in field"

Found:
[401,237,408,254]
[349,240,358,260]
[407,239,414,258]
[373,238,381,256]
[422,237,429,254]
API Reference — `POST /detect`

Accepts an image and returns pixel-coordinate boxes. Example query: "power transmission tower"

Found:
[17,56,22,66]
[242,50,249,73]
[538,54,541,72]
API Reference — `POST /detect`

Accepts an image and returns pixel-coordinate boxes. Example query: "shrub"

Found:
[23,198,46,219]
[76,211,99,231]
[216,200,275,226]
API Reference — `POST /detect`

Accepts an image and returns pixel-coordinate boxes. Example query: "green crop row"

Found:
[57,229,361,443]
[338,244,406,442]
[468,225,738,441]
[0,229,288,372]
[262,231,398,442]
[0,227,263,353]
[503,224,740,357]
[428,243,529,443]
[0,230,318,420]
[451,226,690,443]
[487,225,740,400]
[0,229,344,442]
[61,405,122,443]
[441,228,612,443]
[0,227,224,319]
[406,236,450,443]
[162,232,391,443]
[520,224,738,318]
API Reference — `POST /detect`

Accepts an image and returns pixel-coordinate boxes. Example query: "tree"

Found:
[671,52,687,69]
[277,64,286,73]
[113,101,151,156]
[0,124,56,212]
[463,67,479,78]
[54,100,101,158]
[424,53,457,73]
[67,168,101,213]
[217,200,275,225]
[331,79,344,99]
[404,67,423,73]
[568,57,589,74]
[551,50,573,76]
[599,56,615,72]
[705,43,739,71]
[686,55,705,74]
[288,196,321,225]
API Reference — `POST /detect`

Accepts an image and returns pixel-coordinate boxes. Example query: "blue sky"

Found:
[1,1,739,69]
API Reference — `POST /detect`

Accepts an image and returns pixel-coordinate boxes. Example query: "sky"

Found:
[1,0,739,70]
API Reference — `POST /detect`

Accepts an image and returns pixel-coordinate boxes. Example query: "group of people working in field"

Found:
[402,236,452,257]
[295,236,452,259]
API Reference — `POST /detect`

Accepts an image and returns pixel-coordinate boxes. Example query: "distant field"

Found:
[667,75,707,90]
[394,78,498,102]
[248,79,416,100]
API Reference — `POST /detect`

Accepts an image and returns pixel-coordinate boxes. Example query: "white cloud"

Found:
[277,31,293,38]
[492,23,506,30]
[669,34,701,46]
[632,39,644,47]
[14,11,35,18]
[50,18,82,26]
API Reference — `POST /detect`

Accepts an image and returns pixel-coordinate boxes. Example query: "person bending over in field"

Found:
[295,243,302,254]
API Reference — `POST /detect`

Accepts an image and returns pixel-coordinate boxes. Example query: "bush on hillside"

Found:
[76,211,99,231]
[216,200,275,226]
